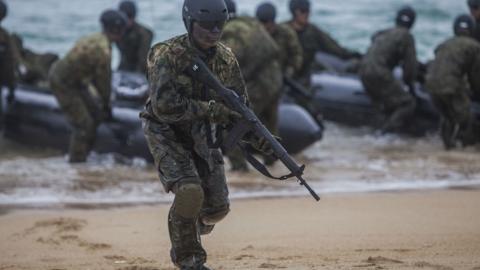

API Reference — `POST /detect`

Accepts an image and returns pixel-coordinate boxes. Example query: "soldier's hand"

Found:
[6,89,15,105]
[285,67,295,78]
[208,101,241,125]
[251,136,281,156]
[102,105,113,122]
[351,52,363,59]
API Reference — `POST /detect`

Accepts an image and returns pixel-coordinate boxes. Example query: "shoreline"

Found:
[1,189,479,270]
[1,185,480,212]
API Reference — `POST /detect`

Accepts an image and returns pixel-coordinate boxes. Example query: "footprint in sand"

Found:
[413,261,453,270]
[25,218,87,235]
[234,254,256,261]
[365,256,404,264]
[24,217,111,251]
[258,263,287,269]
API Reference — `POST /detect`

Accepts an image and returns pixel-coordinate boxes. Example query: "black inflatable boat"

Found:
[1,72,323,160]
[311,53,480,135]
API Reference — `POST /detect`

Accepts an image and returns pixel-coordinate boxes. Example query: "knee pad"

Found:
[174,183,204,219]
[201,205,230,225]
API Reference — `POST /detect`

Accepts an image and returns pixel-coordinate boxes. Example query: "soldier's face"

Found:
[294,9,310,26]
[470,6,480,20]
[192,22,223,50]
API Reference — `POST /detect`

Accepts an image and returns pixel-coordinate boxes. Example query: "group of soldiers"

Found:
[360,0,480,150]
[0,0,153,162]
[2,0,480,268]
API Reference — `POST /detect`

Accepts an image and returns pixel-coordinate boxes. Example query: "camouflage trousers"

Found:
[430,87,479,149]
[49,71,98,163]
[142,119,230,268]
[360,64,416,131]
[0,87,3,130]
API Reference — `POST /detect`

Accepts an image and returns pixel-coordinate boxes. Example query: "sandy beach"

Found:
[0,190,479,270]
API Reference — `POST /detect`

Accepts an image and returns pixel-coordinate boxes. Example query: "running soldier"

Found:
[140,0,272,268]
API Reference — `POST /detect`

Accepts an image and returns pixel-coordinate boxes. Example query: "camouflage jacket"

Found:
[0,26,16,90]
[426,36,480,95]
[222,16,280,82]
[361,27,417,85]
[284,21,357,80]
[11,33,58,87]
[270,23,303,76]
[53,32,112,106]
[117,22,153,74]
[140,34,247,166]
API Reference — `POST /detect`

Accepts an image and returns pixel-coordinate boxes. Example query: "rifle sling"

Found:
[239,143,298,181]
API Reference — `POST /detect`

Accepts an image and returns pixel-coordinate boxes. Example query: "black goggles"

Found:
[298,8,310,14]
[197,20,226,31]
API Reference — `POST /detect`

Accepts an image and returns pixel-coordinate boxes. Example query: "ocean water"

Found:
[3,0,469,62]
[1,0,480,208]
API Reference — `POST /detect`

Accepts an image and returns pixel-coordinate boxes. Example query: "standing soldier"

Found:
[426,14,480,149]
[0,0,16,130]
[468,0,480,42]
[49,10,127,163]
[117,0,153,74]
[359,6,418,133]
[141,0,271,268]
[222,0,283,171]
[256,2,303,78]
[284,0,361,88]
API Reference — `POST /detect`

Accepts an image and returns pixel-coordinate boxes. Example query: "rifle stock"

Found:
[187,57,320,201]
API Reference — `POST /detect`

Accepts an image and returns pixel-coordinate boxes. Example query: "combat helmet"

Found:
[454,14,476,36]
[468,0,480,9]
[100,9,128,35]
[289,0,310,15]
[182,0,229,34]
[119,0,137,19]
[0,0,7,22]
[396,6,416,29]
[256,2,277,23]
[224,0,236,17]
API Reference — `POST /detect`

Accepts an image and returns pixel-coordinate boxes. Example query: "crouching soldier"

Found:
[49,10,127,163]
[426,14,480,149]
[359,6,418,133]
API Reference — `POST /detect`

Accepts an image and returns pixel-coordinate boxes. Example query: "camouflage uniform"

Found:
[117,22,153,74]
[426,36,480,148]
[270,23,303,77]
[474,20,480,43]
[49,32,112,162]
[359,27,417,131]
[284,21,358,88]
[140,34,247,267]
[0,26,16,129]
[221,16,282,170]
[11,34,58,88]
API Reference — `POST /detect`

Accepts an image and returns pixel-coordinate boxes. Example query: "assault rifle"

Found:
[187,57,320,201]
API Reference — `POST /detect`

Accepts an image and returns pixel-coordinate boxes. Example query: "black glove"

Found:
[208,101,241,125]
[102,104,113,121]
[351,52,363,59]
[6,88,15,105]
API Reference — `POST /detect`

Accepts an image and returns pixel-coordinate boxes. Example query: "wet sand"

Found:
[0,190,479,270]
